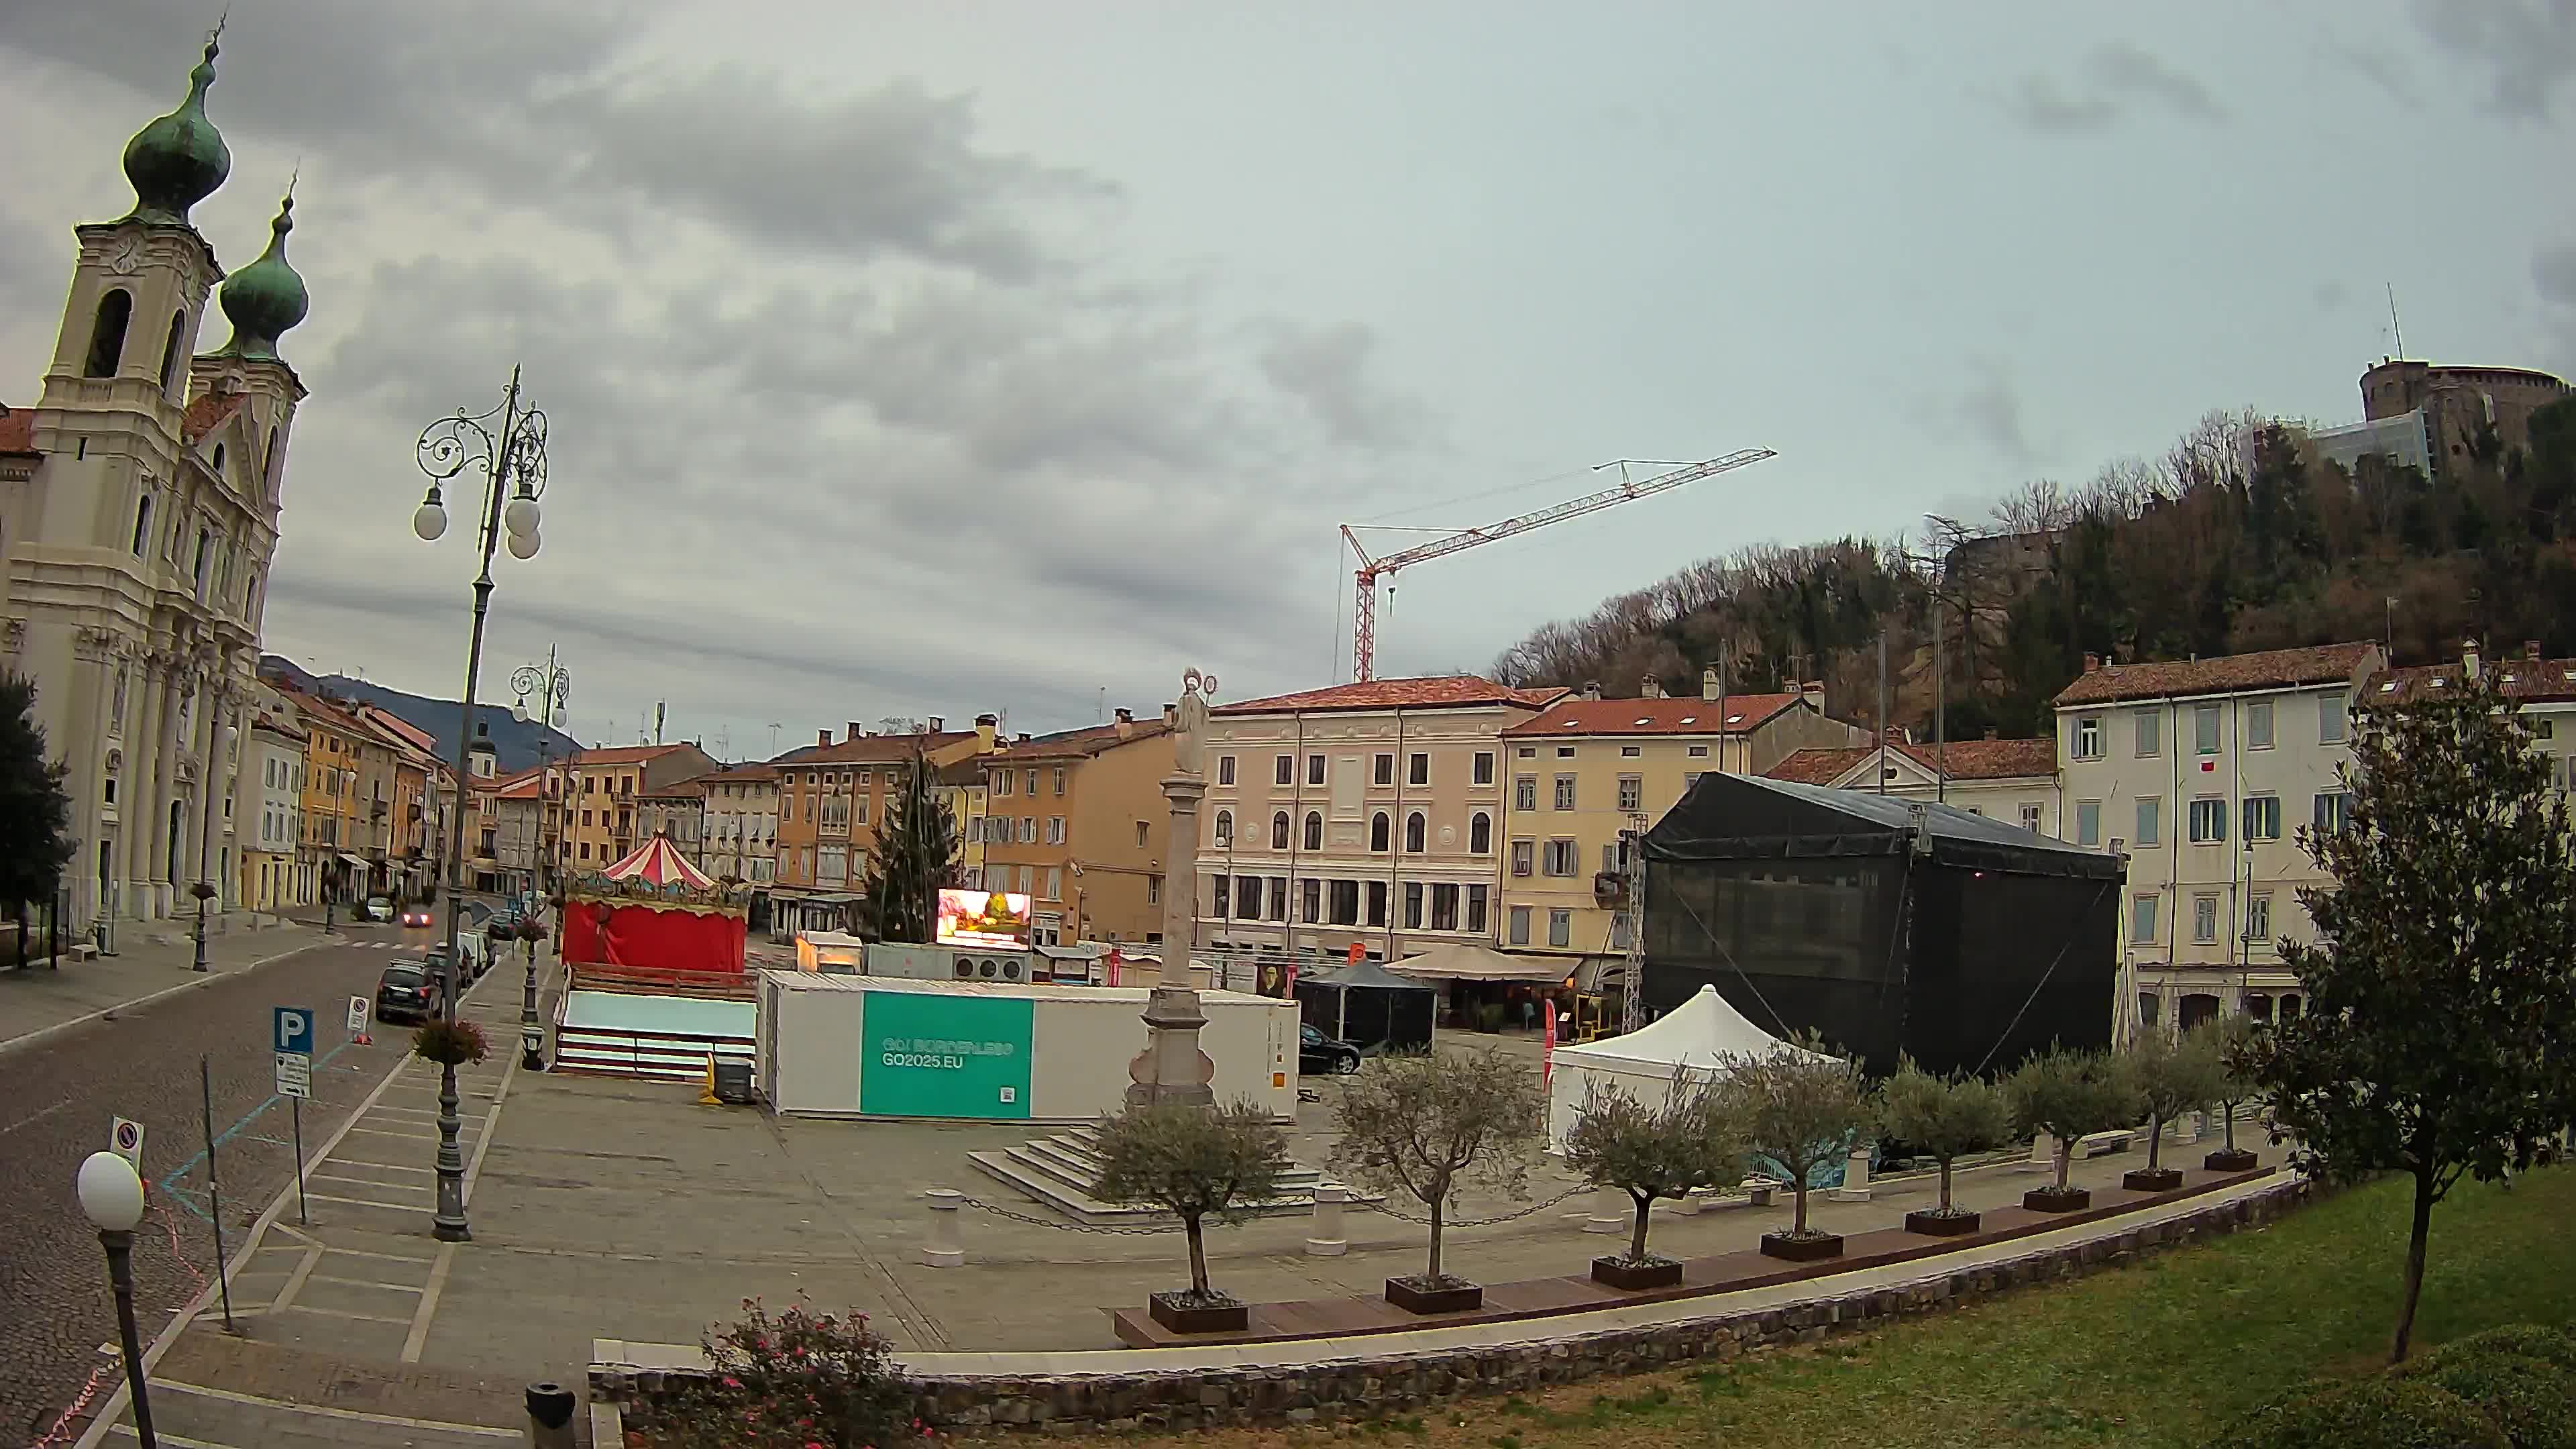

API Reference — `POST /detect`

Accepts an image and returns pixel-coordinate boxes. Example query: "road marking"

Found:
[0,936,329,1061]
[343,1125,437,1141]
[0,1097,77,1137]
[309,1272,425,1294]
[109,1426,239,1448]
[275,1302,413,1326]
[402,1243,456,1362]
[305,1191,427,1212]
[322,1159,434,1175]
[320,1244,436,1265]
[268,1245,323,1313]
[311,1170,422,1190]
[150,1380,521,1437]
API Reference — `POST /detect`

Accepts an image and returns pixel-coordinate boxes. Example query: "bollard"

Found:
[1583,1185,1625,1234]
[1305,1183,1349,1256]
[922,1188,965,1268]
[1828,1144,1873,1202]
[2027,1131,2057,1170]
[525,1381,576,1448]
[2170,1111,2200,1145]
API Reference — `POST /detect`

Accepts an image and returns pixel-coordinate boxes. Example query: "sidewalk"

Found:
[0,916,327,1056]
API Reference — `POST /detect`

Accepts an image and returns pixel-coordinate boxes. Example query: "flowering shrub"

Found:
[654,1297,915,1448]
[410,1018,489,1067]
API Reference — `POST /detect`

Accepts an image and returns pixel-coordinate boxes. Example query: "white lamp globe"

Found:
[77,1151,145,1232]
[504,496,541,539]
[412,500,448,542]
[506,529,541,561]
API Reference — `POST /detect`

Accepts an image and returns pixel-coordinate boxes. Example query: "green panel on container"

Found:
[859,991,1034,1119]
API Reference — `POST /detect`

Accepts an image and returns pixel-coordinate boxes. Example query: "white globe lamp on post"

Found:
[77,1150,158,1448]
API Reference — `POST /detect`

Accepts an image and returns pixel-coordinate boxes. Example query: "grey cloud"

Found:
[2321,37,2422,108]
[1259,323,1427,449]
[2413,0,2576,119]
[1954,362,2039,464]
[2537,244,2576,305]
[2004,42,2228,133]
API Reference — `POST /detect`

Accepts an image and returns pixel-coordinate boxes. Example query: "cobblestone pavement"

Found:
[0,919,527,1446]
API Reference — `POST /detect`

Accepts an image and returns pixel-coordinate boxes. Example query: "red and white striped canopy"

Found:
[598,835,715,891]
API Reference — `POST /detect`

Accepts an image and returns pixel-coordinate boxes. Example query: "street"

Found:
[0,913,521,1444]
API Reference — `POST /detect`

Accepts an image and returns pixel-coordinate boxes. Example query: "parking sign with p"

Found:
[273,1007,313,1056]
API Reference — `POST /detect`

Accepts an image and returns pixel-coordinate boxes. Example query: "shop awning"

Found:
[1387,943,1568,983]
[338,853,370,871]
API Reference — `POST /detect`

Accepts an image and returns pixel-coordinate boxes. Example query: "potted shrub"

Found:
[1878,1058,2012,1236]
[652,1296,910,1449]
[2202,1015,2263,1172]
[2123,1025,2223,1191]
[1562,1069,1746,1289]
[411,1017,490,1067]
[2006,1044,2137,1212]
[1331,1049,1542,1313]
[1092,1099,1290,1334]
[1719,1033,1873,1262]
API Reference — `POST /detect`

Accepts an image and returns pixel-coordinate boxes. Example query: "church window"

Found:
[193,528,213,595]
[158,311,186,394]
[211,442,225,475]
[85,289,133,378]
[130,494,154,555]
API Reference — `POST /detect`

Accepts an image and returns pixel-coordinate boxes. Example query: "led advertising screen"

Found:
[936,888,1032,947]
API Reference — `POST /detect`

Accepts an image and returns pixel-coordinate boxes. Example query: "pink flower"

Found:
[721,1376,743,1389]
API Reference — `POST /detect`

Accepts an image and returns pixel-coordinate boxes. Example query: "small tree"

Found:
[2202,1014,2262,1157]
[1330,1049,1542,1287]
[1876,1058,2012,1218]
[2127,1025,2224,1173]
[2259,669,2576,1363]
[1562,1070,1747,1265]
[0,673,76,965]
[2006,1044,2139,1192]
[858,751,959,943]
[1716,1033,1873,1238]
[1093,1099,1290,1305]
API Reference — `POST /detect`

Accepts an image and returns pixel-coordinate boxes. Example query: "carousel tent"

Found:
[1544,984,1831,1150]
[1295,959,1437,1053]
[561,835,745,977]
[597,835,716,890]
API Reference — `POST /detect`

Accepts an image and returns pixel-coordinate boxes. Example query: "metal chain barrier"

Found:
[1350,1184,1589,1228]
[953,1195,1185,1236]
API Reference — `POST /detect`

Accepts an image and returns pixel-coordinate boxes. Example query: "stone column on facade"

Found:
[1126,669,1217,1110]
[146,658,187,917]
[74,637,117,929]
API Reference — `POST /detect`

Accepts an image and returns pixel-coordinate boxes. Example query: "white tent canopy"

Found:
[1545,984,1835,1150]
[1387,942,1565,983]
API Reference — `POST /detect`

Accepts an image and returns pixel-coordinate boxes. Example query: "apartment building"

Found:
[1764,733,2061,835]
[1495,675,1867,972]
[771,720,994,936]
[1193,676,1562,965]
[2053,642,2383,1036]
[636,777,707,860]
[936,758,990,890]
[698,762,780,888]
[564,743,716,874]
[241,712,307,911]
[2377,639,2576,783]
[978,711,1174,945]
[281,690,376,902]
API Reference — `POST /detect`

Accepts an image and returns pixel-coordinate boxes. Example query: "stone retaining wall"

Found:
[596,1177,2310,1438]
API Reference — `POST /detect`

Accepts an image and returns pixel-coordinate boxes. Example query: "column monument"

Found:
[1127,668,1218,1108]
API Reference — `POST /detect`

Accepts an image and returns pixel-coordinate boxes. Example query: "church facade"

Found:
[0,29,312,931]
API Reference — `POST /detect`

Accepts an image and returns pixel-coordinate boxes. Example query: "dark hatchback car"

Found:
[1299,1023,1362,1075]
[374,962,443,1024]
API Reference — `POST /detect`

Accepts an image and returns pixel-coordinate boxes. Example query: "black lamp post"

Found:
[78,1151,157,1448]
[411,367,550,1243]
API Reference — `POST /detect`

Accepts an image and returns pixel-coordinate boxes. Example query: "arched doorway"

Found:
[2178,993,2222,1032]
[166,798,186,894]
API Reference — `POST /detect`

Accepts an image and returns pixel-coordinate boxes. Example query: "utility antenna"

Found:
[2386,283,2405,360]
[653,700,665,746]
[765,722,782,757]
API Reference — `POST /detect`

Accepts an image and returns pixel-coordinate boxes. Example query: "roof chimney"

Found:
[1114,707,1134,739]
[818,728,833,748]
[2082,653,2101,674]
[1016,733,1032,745]
[2463,637,2481,678]
[1800,680,1825,709]
[975,713,998,751]
[1984,727,1999,741]
[1581,680,1602,701]
[1701,667,1721,702]
[2526,641,2542,661]
[1641,676,1665,699]
[848,720,865,741]
[928,716,945,733]
[1162,702,1177,729]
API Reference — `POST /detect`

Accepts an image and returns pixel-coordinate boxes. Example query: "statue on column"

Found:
[1172,667,1216,776]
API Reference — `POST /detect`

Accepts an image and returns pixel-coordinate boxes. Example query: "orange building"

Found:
[564,743,715,876]
[977,709,1174,946]
[770,718,996,936]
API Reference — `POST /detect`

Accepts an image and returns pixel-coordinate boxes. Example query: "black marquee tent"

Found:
[1295,959,1437,1054]
[1642,772,2123,1079]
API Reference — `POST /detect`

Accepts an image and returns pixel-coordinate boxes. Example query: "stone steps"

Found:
[967,1127,1367,1226]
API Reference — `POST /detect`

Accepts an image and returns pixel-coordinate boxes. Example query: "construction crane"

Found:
[1340,449,1777,681]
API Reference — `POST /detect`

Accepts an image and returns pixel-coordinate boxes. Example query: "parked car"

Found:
[375,961,442,1023]
[1299,1023,1363,1076]
[362,896,394,922]
[398,904,433,928]
[423,930,492,986]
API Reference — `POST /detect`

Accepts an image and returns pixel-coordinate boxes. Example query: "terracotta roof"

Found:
[1216,676,1566,716]
[356,706,441,758]
[637,777,708,799]
[570,744,688,767]
[788,731,978,765]
[180,391,246,444]
[490,771,545,800]
[0,406,34,456]
[986,719,1171,761]
[1502,694,1803,738]
[250,712,306,742]
[700,762,780,782]
[1765,737,2057,786]
[2372,651,2576,706]
[2051,643,2379,707]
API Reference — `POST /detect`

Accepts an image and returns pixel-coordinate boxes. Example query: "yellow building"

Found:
[1496,677,1867,975]
[936,757,991,890]
[281,688,370,903]
[565,743,715,874]
[977,710,1173,945]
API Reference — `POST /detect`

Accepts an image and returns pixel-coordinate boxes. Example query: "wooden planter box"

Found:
[1904,1208,1981,1236]
[1759,1231,1844,1262]
[1147,1292,1248,1335]
[1384,1277,1483,1315]
[2024,1185,2091,1213]
[2123,1167,2185,1192]
[1591,1254,1684,1290]
[2204,1147,2259,1172]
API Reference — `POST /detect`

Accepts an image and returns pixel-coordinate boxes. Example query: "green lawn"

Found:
[1174,1165,2576,1449]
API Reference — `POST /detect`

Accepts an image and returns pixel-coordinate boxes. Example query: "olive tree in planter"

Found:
[2006,1044,2138,1212]
[2201,1015,2264,1171]
[1878,1059,2012,1236]
[1092,1099,1291,1334]
[1718,1033,1873,1262]
[1561,1070,1746,1289]
[1330,1049,1542,1314]
[2123,1025,2224,1191]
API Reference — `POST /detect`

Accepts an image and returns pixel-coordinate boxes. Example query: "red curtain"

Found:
[562,900,610,966]
[576,902,745,975]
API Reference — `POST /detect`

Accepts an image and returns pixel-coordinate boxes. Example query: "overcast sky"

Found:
[5,1,2572,756]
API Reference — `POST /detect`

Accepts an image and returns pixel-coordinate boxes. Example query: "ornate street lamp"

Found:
[411,367,549,1243]
[77,1151,158,1448]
